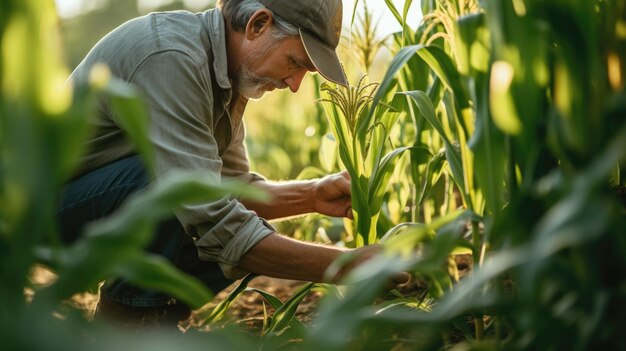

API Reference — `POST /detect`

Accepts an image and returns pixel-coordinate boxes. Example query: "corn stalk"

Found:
[318,77,412,246]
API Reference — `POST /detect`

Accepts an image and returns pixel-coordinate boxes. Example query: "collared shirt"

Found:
[69,8,273,279]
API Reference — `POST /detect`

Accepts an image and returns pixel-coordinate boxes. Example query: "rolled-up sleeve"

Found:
[129,50,273,279]
[188,200,274,278]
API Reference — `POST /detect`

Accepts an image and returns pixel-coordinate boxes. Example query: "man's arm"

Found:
[237,233,409,286]
[236,172,410,284]
[238,234,345,282]
[240,171,353,220]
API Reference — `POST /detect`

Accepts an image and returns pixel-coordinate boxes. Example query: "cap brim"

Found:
[299,28,348,87]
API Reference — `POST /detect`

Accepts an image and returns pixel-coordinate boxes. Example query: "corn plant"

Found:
[296,0,626,349]
[317,77,416,246]
[344,1,387,74]
[194,273,316,337]
[6,0,626,349]
[316,0,624,349]
[301,210,473,351]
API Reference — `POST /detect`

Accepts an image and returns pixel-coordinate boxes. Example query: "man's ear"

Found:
[245,9,273,40]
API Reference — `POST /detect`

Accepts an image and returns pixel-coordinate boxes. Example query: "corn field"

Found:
[1,0,625,350]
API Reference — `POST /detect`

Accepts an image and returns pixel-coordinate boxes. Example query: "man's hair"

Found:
[217,0,299,40]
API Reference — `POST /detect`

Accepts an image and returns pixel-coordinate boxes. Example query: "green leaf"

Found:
[196,274,258,324]
[410,145,433,164]
[263,282,316,335]
[319,133,338,172]
[247,286,308,333]
[368,146,412,212]
[415,46,471,110]
[403,91,448,143]
[380,222,431,244]
[421,0,435,15]
[469,73,506,215]
[417,151,446,206]
[383,0,403,25]
[369,44,426,122]
[401,0,413,45]
[35,172,267,304]
[383,0,415,44]
[319,90,359,181]
[383,210,470,258]
[402,90,466,194]
[296,166,327,180]
[455,13,490,75]
[350,0,360,28]
[107,79,156,177]
[305,255,413,350]
[245,287,284,310]
[112,253,213,309]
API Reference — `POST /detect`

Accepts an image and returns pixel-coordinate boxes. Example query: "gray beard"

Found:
[236,62,280,100]
[234,39,285,100]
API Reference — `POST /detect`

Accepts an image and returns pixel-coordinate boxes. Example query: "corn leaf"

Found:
[245,287,284,309]
[384,0,416,43]
[417,151,446,206]
[110,253,213,309]
[414,46,471,109]
[369,44,426,122]
[470,73,506,215]
[246,286,307,332]
[34,172,266,305]
[107,80,156,177]
[263,282,316,335]
[196,274,258,324]
[402,90,466,194]
[368,146,412,212]
[305,255,414,350]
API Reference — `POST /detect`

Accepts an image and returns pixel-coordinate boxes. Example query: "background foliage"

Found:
[1,0,625,350]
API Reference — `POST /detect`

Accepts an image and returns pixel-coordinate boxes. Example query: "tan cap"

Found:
[258,0,348,86]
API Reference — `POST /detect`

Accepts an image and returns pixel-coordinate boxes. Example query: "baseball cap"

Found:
[258,0,348,86]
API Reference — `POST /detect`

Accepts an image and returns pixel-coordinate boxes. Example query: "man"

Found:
[58,0,408,326]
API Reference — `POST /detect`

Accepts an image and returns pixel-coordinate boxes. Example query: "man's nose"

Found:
[284,69,307,93]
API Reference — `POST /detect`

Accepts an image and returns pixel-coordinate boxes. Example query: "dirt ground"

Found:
[185,276,324,333]
[29,265,324,331]
[30,254,473,334]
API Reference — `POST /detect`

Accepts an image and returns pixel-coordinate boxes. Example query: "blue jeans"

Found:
[56,155,233,307]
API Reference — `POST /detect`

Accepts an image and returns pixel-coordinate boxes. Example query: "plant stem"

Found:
[471,220,485,340]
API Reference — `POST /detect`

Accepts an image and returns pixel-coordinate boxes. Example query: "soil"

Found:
[183,276,324,333]
[29,266,324,332]
[31,254,474,335]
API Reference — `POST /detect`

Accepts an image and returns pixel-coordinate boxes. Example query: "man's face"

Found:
[235,33,316,100]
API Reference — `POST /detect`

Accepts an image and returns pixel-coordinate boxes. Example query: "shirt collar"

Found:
[202,8,231,90]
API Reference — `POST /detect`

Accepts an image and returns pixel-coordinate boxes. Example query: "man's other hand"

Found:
[312,170,353,218]
[329,244,411,289]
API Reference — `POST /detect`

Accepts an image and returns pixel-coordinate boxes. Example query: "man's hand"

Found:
[328,244,411,289]
[312,170,353,218]
[240,172,352,220]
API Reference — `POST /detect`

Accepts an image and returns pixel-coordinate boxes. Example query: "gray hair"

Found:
[217,0,299,40]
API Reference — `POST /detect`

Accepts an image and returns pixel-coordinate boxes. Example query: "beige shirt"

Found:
[69,8,273,279]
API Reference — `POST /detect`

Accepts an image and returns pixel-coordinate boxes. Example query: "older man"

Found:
[58,0,407,326]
